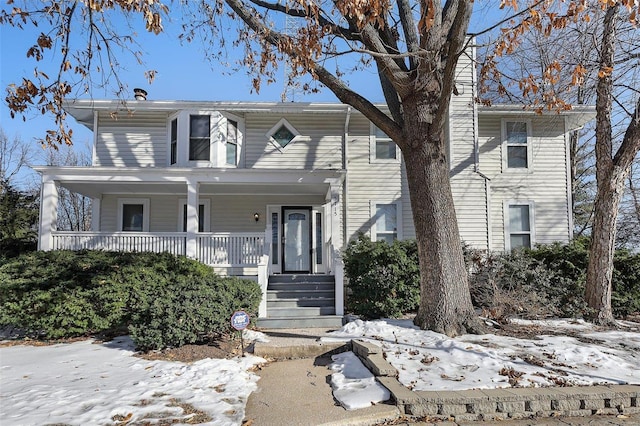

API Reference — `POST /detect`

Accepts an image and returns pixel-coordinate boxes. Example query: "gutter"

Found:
[343,106,352,247]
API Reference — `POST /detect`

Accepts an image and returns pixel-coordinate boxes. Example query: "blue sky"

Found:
[0,11,381,149]
[0,4,508,154]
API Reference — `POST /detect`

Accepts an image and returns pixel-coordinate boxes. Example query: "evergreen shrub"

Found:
[343,234,420,318]
[0,250,261,349]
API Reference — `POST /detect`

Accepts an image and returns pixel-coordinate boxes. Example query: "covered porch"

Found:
[35,166,346,321]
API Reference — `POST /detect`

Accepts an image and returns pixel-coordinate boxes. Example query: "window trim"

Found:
[169,117,178,165]
[266,118,301,151]
[504,200,535,251]
[370,123,400,163]
[178,198,211,232]
[117,198,150,232]
[370,200,402,242]
[220,112,244,167]
[502,119,532,170]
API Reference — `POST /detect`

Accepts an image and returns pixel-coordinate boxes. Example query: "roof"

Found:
[478,104,597,130]
[63,99,355,130]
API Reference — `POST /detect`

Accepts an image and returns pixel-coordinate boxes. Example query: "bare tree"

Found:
[44,145,92,231]
[5,0,635,333]
[0,128,33,190]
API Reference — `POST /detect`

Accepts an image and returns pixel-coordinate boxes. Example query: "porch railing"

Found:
[197,233,265,266]
[51,232,187,256]
[50,231,265,267]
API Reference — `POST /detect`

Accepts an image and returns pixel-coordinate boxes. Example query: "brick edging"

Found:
[351,339,640,422]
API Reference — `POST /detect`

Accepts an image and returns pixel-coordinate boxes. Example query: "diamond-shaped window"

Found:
[272,125,296,148]
[267,118,300,149]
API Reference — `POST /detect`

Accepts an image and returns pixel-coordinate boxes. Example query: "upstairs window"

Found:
[370,124,398,163]
[189,115,211,161]
[226,119,238,165]
[170,118,178,165]
[506,203,534,250]
[504,120,530,169]
[267,118,300,149]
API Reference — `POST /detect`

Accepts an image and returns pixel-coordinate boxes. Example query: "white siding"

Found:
[100,194,180,232]
[448,49,476,173]
[210,194,325,233]
[478,114,571,250]
[345,114,404,240]
[244,112,343,170]
[94,111,169,167]
[451,173,489,249]
[99,193,326,233]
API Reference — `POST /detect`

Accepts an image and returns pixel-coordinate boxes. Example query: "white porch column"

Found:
[185,179,199,259]
[326,178,344,315]
[91,197,101,231]
[38,179,59,251]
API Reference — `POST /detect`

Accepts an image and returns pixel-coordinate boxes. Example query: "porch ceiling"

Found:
[60,181,331,198]
[36,166,344,199]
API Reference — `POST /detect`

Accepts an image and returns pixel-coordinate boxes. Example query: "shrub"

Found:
[129,275,261,351]
[0,250,261,348]
[343,234,420,318]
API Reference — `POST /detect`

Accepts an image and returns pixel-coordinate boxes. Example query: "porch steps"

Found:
[258,275,344,329]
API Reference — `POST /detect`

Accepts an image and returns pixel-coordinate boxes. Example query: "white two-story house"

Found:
[35,52,595,327]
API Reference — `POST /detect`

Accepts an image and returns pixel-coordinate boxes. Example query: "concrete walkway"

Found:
[244,328,640,425]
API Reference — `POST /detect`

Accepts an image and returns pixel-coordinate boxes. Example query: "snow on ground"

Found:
[329,351,390,410]
[2,319,640,423]
[0,334,266,426]
[323,318,640,398]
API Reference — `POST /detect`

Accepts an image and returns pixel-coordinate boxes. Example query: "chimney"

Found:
[133,88,148,101]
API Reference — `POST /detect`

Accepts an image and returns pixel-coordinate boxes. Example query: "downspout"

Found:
[343,106,352,248]
[470,41,492,251]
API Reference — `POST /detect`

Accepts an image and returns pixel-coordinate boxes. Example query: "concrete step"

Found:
[267,289,334,299]
[266,297,335,308]
[257,315,344,329]
[268,282,334,291]
[267,306,336,317]
[268,274,335,284]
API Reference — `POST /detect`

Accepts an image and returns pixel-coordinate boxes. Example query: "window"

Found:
[118,199,149,232]
[226,119,238,165]
[372,202,401,242]
[178,199,210,232]
[271,212,279,265]
[315,212,322,264]
[504,121,530,168]
[170,118,178,165]
[370,124,398,163]
[267,118,300,149]
[189,115,210,161]
[506,203,534,250]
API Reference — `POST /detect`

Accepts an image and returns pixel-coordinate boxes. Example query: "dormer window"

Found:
[189,115,211,161]
[170,118,178,165]
[267,118,299,149]
[168,111,243,167]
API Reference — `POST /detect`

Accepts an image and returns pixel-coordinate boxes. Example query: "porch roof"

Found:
[33,166,345,198]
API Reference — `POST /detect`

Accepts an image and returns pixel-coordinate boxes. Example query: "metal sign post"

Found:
[230,310,250,356]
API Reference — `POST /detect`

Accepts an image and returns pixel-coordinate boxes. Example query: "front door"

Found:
[283,208,311,273]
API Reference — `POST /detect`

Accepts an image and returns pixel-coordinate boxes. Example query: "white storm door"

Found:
[283,208,311,272]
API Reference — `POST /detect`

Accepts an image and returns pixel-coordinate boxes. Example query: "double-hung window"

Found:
[170,118,178,165]
[189,115,211,161]
[371,125,397,162]
[506,203,534,250]
[226,119,238,165]
[118,198,149,232]
[504,120,530,169]
[372,202,401,243]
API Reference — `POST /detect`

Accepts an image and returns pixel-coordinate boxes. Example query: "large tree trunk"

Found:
[585,172,624,325]
[403,101,482,336]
